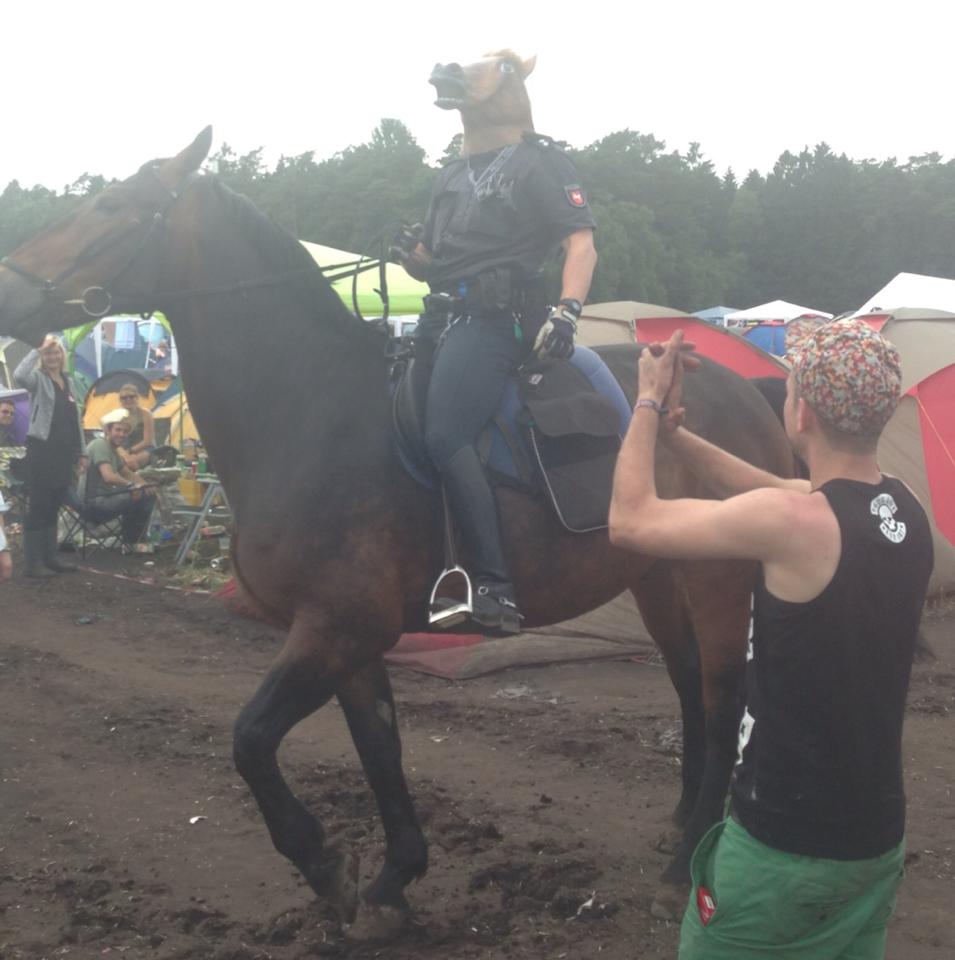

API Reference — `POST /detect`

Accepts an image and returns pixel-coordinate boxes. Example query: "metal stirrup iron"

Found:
[428,484,473,628]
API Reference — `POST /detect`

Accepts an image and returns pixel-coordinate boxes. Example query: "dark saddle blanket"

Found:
[392,345,632,532]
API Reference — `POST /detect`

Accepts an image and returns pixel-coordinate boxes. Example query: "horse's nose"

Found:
[430,62,463,81]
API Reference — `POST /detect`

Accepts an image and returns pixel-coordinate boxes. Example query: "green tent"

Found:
[300,241,427,317]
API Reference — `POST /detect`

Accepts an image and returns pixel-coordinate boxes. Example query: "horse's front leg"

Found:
[630,562,705,831]
[232,610,361,922]
[651,558,751,920]
[336,659,428,938]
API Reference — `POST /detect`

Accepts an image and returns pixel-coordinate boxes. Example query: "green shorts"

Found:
[678,818,904,960]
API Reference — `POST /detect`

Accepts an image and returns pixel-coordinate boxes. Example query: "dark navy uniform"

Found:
[416,134,595,634]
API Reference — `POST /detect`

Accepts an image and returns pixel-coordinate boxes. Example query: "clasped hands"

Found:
[638,330,702,434]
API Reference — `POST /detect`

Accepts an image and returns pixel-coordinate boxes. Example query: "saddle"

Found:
[391,344,631,533]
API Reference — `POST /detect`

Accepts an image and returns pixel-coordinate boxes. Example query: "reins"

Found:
[1,167,395,324]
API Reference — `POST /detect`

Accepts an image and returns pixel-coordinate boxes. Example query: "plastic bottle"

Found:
[148,522,161,546]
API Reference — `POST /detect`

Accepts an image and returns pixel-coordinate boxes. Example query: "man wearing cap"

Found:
[609,320,933,960]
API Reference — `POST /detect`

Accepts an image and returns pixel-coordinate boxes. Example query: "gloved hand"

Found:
[388,222,424,264]
[534,299,581,360]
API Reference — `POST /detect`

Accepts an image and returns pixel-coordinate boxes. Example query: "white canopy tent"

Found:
[725,299,833,325]
[851,271,955,318]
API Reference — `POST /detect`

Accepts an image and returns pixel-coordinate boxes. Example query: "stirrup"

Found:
[428,564,474,629]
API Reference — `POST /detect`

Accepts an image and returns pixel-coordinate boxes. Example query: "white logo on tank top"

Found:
[870,493,907,544]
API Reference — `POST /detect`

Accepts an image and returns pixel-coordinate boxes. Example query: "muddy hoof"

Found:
[650,881,690,921]
[346,899,410,941]
[312,845,360,925]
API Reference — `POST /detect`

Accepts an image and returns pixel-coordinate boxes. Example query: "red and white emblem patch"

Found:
[565,185,586,207]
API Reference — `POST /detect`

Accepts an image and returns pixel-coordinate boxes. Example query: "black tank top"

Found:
[732,476,934,859]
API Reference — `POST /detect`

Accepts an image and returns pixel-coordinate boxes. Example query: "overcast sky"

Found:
[2,1,949,192]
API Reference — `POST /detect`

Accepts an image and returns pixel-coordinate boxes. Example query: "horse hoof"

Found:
[312,845,360,925]
[346,899,409,941]
[650,881,690,921]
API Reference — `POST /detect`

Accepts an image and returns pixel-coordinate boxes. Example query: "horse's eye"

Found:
[95,196,123,214]
[499,61,515,75]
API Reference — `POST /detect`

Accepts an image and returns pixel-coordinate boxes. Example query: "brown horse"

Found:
[0,129,792,935]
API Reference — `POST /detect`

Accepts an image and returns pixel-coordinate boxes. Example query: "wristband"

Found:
[634,398,669,415]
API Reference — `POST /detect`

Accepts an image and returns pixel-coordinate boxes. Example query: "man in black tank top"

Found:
[609,319,933,959]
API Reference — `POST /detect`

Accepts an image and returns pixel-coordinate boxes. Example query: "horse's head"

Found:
[430,51,536,154]
[0,127,213,346]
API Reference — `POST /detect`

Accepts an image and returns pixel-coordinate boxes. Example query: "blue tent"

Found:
[693,306,738,325]
[742,322,787,356]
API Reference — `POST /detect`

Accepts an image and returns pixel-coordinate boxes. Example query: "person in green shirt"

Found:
[81,416,156,547]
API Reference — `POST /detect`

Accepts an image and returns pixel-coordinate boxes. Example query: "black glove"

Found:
[388,222,424,264]
[534,298,582,360]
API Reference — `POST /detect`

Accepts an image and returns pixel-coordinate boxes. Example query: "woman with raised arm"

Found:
[14,334,86,577]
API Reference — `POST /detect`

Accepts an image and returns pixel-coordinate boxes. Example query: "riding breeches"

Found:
[421,311,523,470]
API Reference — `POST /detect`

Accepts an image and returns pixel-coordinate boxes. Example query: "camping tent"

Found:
[152,392,199,448]
[81,370,162,430]
[725,300,833,325]
[693,305,739,326]
[0,337,31,391]
[300,241,429,318]
[846,273,955,593]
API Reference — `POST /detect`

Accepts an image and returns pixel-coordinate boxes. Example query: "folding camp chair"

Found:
[58,499,125,557]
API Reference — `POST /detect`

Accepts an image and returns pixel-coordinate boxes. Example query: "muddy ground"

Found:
[1,551,953,960]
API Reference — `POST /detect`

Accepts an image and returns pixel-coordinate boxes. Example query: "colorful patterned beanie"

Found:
[787,318,902,435]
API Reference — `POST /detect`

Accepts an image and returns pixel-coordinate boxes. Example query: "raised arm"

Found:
[13,348,40,391]
[664,426,810,498]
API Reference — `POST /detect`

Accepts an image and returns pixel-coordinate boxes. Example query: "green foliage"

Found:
[4,120,955,314]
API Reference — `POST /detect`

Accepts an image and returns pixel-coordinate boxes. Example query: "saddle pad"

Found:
[521,356,625,532]
[392,345,632,513]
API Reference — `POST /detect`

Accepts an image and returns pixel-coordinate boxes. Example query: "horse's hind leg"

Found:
[652,558,751,919]
[232,612,362,922]
[630,562,704,830]
[336,659,427,938]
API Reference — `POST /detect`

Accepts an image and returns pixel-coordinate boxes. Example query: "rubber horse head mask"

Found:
[429,50,537,156]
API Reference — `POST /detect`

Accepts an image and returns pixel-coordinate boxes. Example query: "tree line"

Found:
[2,119,954,315]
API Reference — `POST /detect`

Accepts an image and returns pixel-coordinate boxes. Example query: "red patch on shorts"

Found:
[697,885,717,926]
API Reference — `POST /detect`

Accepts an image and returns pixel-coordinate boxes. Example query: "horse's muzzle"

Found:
[429,63,466,110]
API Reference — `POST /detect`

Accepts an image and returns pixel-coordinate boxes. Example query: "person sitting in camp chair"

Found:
[79,411,156,548]
[112,383,156,470]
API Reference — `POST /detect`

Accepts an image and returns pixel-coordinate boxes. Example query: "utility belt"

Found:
[426,267,546,322]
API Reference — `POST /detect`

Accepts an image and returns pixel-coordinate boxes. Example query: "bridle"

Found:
[0,165,185,319]
[0,164,393,323]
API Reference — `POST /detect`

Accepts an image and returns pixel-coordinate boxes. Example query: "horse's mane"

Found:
[207,177,388,347]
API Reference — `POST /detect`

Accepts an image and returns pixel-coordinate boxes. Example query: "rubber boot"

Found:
[24,529,56,579]
[439,445,522,636]
[44,525,77,573]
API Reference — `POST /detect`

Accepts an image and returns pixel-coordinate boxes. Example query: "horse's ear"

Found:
[169,126,214,176]
[520,55,537,78]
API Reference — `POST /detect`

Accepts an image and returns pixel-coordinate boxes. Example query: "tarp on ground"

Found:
[300,240,428,317]
[387,593,657,679]
[725,300,834,325]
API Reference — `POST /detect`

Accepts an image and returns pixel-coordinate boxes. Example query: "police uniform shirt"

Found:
[423,135,596,291]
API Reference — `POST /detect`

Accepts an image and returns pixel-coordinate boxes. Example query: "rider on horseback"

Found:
[392,52,597,636]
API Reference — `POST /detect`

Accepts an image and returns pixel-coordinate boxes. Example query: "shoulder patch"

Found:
[564,184,587,208]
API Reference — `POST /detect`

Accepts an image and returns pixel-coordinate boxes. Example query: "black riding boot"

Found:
[441,445,522,636]
[24,529,56,578]
[44,525,77,573]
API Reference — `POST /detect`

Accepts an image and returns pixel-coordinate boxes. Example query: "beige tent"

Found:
[577,300,691,347]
